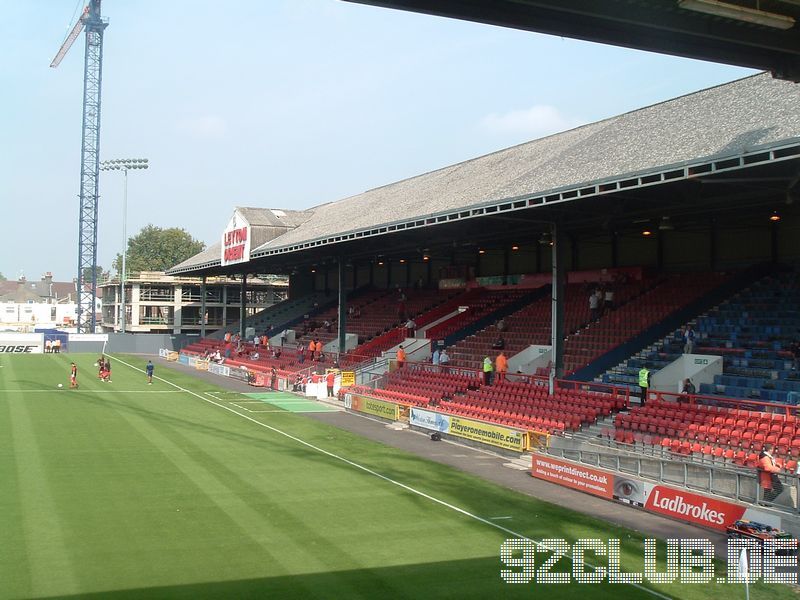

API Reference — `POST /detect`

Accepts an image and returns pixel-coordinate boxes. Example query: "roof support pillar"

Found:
[549,223,566,395]
[570,235,579,271]
[771,220,779,263]
[240,274,247,339]
[535,242,542,273]
[337,258,347,356]
[503,248,510,284]
[611,232,618,268]
[200,275,207,338]
[710,220,717,271]
[426,257,432,288]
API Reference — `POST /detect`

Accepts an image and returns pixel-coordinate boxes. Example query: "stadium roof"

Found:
[345,0,800,81]
[169,73,800,275]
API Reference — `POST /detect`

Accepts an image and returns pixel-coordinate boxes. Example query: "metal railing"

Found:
[544,442,799,514]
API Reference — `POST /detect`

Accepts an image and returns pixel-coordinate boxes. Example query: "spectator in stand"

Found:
[439,349,450,373]
[496,318,507,333]
[491,335,505,350]
[253,335,261,349]
[298,343,306,364]
[348,305,354,317]
[224,331,231,343]
[683,325,696,354]
[604,287,614,312]
[326,370,336,397]
[281,330,288,346]
[405,318,417,337]
[314,339,323,359]
[595,288,604,318]
[495,351,508,381]
[309,338,316,358]
[758,443,783,503]
[789,339,800,371]
[482,355,494,386]
[353,306,361,319]
[638,365,651,406]
[396,345,406,368]
[252,351,260,360]
[272,347,282,359]
[680,378,696,400]
[432,347,440,366]
[589,290,600,322]
[324,319,332,333]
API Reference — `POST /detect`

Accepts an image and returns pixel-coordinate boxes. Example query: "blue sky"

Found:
[0,0,755,282]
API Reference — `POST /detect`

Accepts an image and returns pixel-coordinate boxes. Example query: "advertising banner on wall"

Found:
[0,333,44,354]
[208,363,231,378]
[531,454,780,532]
[340,371,355,387]
[531,455,614,499]
[410,407,451,432]
[350,395,399,420]
[220,210,251,267]
[449,416,525,452]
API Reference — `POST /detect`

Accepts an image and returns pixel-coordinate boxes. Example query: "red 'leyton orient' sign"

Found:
[644,485,745,531]
[220,213,251,267]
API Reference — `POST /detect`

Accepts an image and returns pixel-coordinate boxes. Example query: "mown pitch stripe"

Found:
[112,355,671,600]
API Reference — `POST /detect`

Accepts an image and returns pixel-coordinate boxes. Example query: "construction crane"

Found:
[51,1,108,333]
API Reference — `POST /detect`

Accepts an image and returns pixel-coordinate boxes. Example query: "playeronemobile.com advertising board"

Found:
[411,407,526,452]
[531,454,780,532]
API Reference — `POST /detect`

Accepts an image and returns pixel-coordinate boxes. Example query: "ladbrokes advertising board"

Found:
[531,454,780,532]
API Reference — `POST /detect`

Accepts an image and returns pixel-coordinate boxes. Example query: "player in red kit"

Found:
[69,363,78,388]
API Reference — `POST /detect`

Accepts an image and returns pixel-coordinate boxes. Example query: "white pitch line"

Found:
[112,355,672,600]
[490,516,513,520]
[0,389,183,394]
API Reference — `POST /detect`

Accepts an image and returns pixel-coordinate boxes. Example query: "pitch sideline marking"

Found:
[112,356,671,600]
[0,389,183,394]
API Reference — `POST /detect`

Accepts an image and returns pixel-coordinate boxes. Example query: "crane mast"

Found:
[51,1,108,332]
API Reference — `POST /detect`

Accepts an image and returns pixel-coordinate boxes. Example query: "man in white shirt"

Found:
[589,291,599,322]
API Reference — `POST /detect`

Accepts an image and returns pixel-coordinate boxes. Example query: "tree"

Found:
[0,272,5,281]
[82,265,107,284]
[114,225,205,274]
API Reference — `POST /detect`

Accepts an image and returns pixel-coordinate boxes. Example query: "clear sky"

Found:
[0,0,755,282]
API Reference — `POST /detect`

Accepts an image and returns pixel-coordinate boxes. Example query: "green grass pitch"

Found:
[0,353,793,599]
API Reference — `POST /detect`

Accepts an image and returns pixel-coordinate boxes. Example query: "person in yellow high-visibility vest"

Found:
[638,366,651,406]
[483,355,494,386]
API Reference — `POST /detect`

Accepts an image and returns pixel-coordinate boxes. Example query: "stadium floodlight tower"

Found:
[99,159,149,334]
[50,1,109,333]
